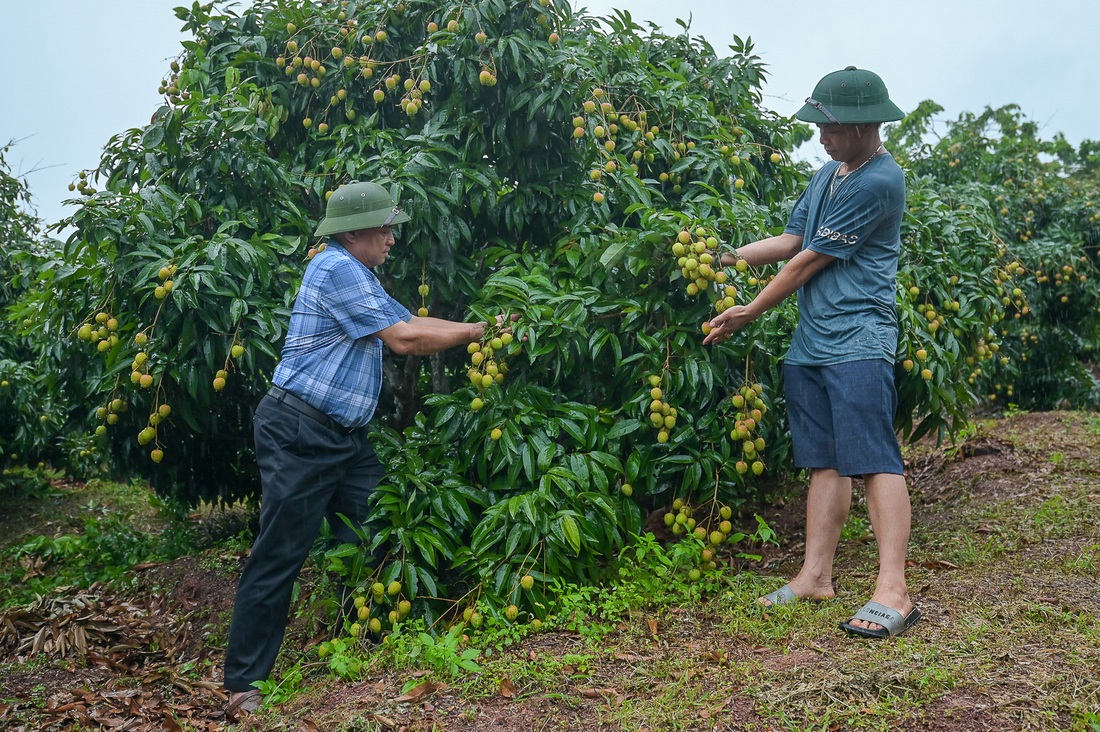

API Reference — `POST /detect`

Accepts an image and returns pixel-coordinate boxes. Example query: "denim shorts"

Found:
[784,359,904,477]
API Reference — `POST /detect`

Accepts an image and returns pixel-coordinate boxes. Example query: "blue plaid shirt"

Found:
[273,241,411,428]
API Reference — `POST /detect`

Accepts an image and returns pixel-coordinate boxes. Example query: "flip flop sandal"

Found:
[759,584,829,607]
[227,689,263,719]
[759,584,798,607]
[839,601,922,638]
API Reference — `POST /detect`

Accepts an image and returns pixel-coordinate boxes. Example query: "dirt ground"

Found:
[2,411,1098,731]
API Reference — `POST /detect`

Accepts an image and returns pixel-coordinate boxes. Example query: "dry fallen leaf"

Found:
[370,713,398,730]
[613,653,651,662]
[919,559,959,570]
[393,680,438,703]
[499,678,518,699]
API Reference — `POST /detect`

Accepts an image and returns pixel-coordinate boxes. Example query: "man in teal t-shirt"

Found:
[783,145,906,367]
[705,67,921,639]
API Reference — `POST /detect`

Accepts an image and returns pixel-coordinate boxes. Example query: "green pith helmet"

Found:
[795,66,905,125]
[313,180,411,237]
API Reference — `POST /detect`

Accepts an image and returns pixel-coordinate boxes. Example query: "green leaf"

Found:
[559,514,582,554]
[606,419,644,441]
[599,239,631,269]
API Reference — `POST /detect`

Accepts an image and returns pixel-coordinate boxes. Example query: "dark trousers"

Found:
[223,395,382,692]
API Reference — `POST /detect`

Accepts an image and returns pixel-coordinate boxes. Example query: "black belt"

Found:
[266,385,356,435]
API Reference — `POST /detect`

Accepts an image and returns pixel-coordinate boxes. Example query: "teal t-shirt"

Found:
[783,153,905,366]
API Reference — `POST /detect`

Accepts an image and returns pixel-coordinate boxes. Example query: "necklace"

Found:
[829,144,886,196]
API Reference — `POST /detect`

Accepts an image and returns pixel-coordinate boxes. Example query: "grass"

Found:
[549,410,1100,730]
[3,411,1100,730]
[0,465,257,610]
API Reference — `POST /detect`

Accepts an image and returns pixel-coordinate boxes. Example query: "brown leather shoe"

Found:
[227,689,263,720]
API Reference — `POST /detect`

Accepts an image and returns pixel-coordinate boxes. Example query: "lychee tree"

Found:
[889,102,1100,410]
[0,143,73,471]
[16,0,1031,624]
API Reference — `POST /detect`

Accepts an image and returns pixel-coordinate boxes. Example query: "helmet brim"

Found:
[795,99,905,125]
[313,208,411,238]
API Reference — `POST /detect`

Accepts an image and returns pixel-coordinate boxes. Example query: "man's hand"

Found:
[703,305,756,345]
[380,312,520,356]
[494,312,521,330]
[493,312,522,338]
[703,247,835,347]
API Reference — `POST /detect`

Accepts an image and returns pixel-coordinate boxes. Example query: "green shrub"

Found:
[8,2,1096,623]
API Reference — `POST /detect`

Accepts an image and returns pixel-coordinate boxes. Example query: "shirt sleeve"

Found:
[784,187,810,237]
[325,263,412,341]
[804,183,886,261]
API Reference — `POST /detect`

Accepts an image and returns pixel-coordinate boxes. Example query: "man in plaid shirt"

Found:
[224,180,501,718]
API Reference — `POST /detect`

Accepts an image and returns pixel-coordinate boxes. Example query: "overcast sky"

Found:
[2,0,1097,229]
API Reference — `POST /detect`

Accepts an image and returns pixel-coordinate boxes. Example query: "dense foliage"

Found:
[891,102,1100,409]
[3,1,1097,625]
[0,143,66,475]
